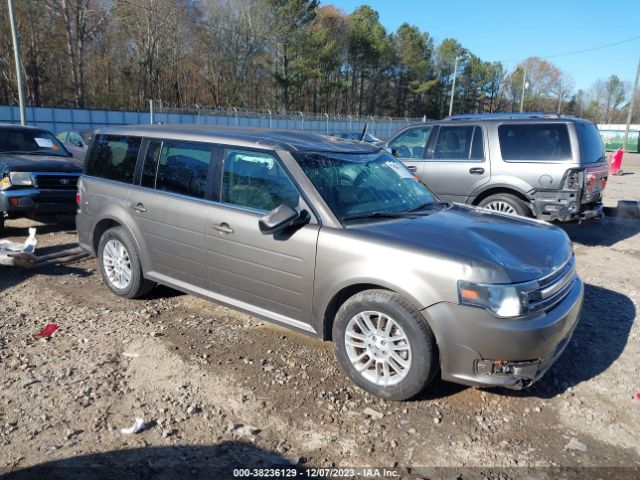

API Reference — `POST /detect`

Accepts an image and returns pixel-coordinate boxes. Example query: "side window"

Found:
[151,140,213,199]
[222,149,300,212]
[470,127,484,160]
[68,132,83,145]
[498,124,572,161]
[432,126,475,161]
[388,127,432,159]
[141,140,162,188]
[85,134,141,183]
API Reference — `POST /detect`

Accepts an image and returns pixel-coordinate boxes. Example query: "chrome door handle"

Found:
[211,223,234,234]
[469,167,485,175]
[129,202,147,213]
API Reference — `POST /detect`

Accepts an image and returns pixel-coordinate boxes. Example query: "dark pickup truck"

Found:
[0,124,82,233]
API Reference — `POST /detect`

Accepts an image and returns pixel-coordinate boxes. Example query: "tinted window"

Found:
[86,134,140,183]
[151,141,212,199]
[141,140,162,188]
[498,124,571,161]
[577,122,605,164]
[470,127,484,160]
[388,127,432,158]
[433,126,475,160]
[0,127,71,157]
[222,150,299,212]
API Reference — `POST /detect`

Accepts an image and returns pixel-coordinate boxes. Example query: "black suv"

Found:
[0,124,82,233]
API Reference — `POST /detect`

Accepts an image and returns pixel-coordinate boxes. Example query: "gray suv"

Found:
[385,114,608,222]
[77,125,583,400]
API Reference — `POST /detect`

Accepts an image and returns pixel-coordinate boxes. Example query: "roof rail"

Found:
[444,112,570,121]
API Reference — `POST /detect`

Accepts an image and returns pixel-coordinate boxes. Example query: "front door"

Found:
[387,125,434,178]
[421,125,490,203]
[206,148,319,331]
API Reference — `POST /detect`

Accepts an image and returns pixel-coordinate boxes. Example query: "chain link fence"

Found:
[0,104,426,140]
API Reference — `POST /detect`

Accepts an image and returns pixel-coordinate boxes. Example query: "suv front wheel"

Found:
[333,289,438,400]
[478,193,531,217]
[98,226,154,298]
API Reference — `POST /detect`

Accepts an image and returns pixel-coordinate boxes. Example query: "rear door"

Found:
[386,126,434,177]
[205,148,319,331]
[421,124,490,203]
[128,139,219,290]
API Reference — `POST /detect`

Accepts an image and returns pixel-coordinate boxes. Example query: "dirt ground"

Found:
[0,156,639,480]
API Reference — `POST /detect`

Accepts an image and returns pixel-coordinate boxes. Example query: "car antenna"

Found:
[359,122,368,141]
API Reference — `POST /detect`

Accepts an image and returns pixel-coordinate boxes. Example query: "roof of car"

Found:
[401,114,593,126]
[96,124,381,153]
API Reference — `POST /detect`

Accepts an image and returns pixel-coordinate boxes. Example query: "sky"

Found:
[329,0,640,92]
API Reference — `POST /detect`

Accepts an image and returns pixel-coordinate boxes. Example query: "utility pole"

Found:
[622,58,640,153]
[557,89,563,115]
[519,67,527,113]
[448,56,462,117]
[7,0,26,125]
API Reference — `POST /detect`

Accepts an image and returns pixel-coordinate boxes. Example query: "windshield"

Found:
[0,128,71,157]
[293,151,437,222]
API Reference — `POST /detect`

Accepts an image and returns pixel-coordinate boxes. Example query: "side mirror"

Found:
[259,204,310,235]
[384,146,399,157]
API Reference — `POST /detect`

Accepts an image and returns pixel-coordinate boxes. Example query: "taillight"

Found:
[564,169,581,189]
[585,166,606,192]
[76,193,81,205]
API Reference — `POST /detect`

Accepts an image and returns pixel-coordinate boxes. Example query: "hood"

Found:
[351,204,572,284]
[0,153,83,173]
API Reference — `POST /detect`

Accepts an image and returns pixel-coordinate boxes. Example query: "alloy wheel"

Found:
[344,311,412,386]
[102,239,132,290]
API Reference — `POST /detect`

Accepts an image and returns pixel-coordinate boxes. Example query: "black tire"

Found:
[0,216,4,236]
[333,289,438,401]
[478,193,531,217]
[97,226,154,299]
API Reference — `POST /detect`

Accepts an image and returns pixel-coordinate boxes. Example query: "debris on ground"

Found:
[120,417,145,435]
[0,228,37,267]
[363,407,384,420]
[565,437,588,452]
[36,323,60,338]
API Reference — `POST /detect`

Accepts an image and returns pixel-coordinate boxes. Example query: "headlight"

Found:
[458,280,538,318]
[9,172,34,186]
[0,176,10,190]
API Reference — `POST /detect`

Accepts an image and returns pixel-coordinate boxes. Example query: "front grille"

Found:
[527,256,576,312]
[35,174,79,190]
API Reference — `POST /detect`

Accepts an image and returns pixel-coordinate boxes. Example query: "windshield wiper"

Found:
[341,211,415,222]
[405,201,449,213]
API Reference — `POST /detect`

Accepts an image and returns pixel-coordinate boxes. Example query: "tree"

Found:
[40,0,114,108]
[603,75,626,122]
[266,0,318,111]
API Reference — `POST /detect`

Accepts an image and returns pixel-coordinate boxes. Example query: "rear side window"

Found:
[432,125,482,161]
[577,122,605,164]
[498,124,571,161]
[86,134,141,183]
[141,140,213,199]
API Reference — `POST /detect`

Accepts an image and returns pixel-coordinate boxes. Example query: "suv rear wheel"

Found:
[333,289,438,401]
[98,226,154,298]
[478,193,531,217]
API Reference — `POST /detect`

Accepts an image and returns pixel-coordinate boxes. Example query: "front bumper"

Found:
[424,276,583,389]
[0,188,77,217]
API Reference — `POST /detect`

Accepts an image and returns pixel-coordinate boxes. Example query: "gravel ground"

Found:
[0,165,639,480]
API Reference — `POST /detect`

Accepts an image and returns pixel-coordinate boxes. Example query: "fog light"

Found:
[9,197,20,207]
